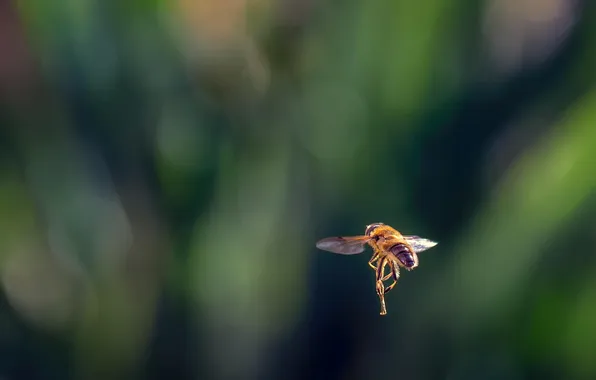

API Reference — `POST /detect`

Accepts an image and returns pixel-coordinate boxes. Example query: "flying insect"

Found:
[316,223,437,315]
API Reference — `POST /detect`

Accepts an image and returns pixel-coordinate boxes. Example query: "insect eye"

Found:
[365,223,383,236]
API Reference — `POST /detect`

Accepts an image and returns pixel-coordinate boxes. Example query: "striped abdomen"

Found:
[390,243,416,268]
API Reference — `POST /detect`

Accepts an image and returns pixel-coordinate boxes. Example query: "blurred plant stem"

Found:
[189,129,311,380]
[423,88,596,338]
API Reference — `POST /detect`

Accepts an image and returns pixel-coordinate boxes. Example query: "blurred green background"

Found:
[1,0,596,379]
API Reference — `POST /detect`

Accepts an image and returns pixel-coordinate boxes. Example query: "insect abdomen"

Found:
[390,243,416,268]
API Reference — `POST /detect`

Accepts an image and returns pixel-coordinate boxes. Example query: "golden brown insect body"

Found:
[316,222,437,316]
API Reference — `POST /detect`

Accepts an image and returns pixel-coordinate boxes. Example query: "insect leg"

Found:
[383,260,401,294]
[367,251,380,270]
[368,251,392,281]
[381,264,393,281]
[375,256,387,282]
[375,257,388,315]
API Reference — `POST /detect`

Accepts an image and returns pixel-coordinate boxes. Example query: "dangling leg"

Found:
[369,251,393,281]
[381,266,393,281]
[383,259,400,294]
[375,257,388,315]
[368,251,380,270]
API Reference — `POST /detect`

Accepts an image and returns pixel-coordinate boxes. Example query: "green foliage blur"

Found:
[1,0,596,379]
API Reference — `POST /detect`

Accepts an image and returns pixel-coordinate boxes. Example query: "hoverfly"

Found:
[316,223,437,316]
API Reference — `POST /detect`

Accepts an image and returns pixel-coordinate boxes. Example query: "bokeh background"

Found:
[1,0,596,379]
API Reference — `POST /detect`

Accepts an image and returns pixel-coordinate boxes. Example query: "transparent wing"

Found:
[315,236,370,255]
[404,235,438,254]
